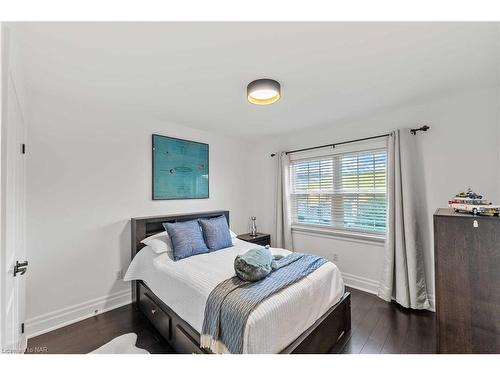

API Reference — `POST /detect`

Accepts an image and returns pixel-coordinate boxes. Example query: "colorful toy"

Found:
[448,188,500,216]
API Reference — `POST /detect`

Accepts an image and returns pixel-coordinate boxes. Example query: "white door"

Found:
[1,32,27,354]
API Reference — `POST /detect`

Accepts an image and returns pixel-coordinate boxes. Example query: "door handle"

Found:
[14,261,28,277]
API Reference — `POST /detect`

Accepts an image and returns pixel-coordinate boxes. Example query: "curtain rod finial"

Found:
[270,153,276,157]
[410,125,430,135]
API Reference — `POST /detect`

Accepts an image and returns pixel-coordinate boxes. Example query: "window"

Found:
[290,148,387,236]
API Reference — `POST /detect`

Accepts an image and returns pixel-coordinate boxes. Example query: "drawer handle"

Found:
[151,308,157,315]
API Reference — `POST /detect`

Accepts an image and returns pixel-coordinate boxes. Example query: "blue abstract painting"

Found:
[152,134,209,200]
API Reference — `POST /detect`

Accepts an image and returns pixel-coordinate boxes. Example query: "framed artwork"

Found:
[152,134,209,200]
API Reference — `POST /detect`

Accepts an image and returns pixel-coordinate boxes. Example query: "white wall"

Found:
[24,92,255,336]
[250,86,500,305]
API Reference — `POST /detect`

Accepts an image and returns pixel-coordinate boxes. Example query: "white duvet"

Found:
[124,239,344,354]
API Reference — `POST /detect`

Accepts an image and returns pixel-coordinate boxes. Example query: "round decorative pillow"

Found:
[234,247,273,282]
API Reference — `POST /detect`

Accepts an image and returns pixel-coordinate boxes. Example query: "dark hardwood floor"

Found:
[341,288,436,354]
[26,287,436,354]
[27,303,175,354]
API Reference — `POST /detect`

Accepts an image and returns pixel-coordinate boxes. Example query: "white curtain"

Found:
[274,152,294,250]
[378,129,430,309]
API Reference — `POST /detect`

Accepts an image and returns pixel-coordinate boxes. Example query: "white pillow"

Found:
[141,231,173,254]
[229,229,237,239]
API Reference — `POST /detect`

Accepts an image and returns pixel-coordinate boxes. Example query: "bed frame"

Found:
[131,210,351,354]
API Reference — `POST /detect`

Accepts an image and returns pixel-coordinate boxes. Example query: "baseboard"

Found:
[343,272,435,312]
[427,294,436,312]
[342,272,379,295]
[25,289,131,339]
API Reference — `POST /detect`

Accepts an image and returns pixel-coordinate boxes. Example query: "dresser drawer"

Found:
[237,233,271,247]
[139,290,171,341]
[252,238,270,246]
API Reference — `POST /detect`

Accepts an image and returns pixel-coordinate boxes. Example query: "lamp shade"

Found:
[247,79,281,105]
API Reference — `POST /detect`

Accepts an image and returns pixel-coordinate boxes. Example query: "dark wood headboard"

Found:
[131,210,230,259]
[130,210,229,305]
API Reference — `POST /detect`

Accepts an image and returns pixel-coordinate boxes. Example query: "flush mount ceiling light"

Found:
[247,79,281,105]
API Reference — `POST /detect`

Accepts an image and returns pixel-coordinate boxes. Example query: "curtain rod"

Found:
[270,125,430,157]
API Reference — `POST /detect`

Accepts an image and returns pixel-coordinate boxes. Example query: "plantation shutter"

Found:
[290,148,387,234]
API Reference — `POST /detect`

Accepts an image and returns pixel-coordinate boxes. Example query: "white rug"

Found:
[90,333,150,354]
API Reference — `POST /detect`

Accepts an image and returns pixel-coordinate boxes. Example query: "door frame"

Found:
[0,21,9,354]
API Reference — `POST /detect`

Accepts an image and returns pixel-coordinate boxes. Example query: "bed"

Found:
[126,211,351,354]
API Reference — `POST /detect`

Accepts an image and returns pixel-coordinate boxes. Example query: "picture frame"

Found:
[152,134,209,200]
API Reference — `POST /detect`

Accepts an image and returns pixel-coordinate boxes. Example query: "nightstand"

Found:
[237,233,271,247]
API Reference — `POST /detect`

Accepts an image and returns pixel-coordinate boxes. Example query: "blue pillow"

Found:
[198,215,233,251]
[163,220,209,261]
[234,247,273,281]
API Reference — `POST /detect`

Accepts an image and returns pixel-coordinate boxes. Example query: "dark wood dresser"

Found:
[434,208,500,353]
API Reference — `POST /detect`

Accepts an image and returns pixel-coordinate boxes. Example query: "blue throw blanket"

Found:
[201,252,328,353]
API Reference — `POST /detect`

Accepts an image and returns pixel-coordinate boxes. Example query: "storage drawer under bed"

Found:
[137,282,205,354]
[139,287,172,341]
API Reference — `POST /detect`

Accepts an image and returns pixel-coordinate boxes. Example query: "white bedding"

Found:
[124,238,344,353]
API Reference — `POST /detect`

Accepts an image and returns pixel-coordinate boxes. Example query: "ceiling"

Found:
[12,22,499,139]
